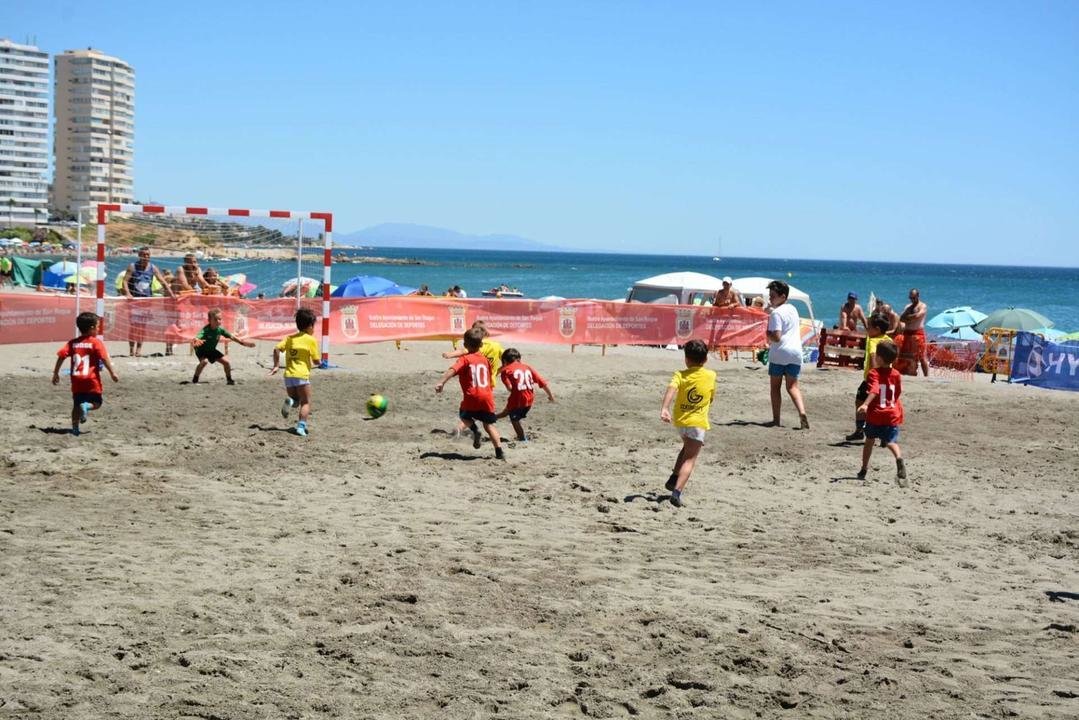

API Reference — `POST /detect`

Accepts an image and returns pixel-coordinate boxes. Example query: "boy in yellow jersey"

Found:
[270,307,320,437]
[846,315,889,442]
[660,339,717,508]
[442,320,503,386]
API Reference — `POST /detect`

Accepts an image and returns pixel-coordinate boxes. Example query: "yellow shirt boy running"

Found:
[271,307,320,436]
[660,339,716,507]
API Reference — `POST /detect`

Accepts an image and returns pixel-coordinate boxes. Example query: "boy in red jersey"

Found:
[496,347,555,442]
[435,327,505,460]
[856,340,907,485]
[51,312,119,436]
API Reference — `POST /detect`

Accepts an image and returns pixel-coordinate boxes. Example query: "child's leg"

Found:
[859,437,874,475]
[885,442,902,460]
[70,402,81,430]
[295,384,312,422]
[673,437,703,492]
[483,421,502,450]
[192,358,208,381]
[769,374,783,423]
[219,356,233,382]
[510,418,526,441]
[785,375,807,416]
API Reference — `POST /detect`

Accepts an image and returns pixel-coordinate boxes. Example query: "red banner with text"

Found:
[1,294,768,348]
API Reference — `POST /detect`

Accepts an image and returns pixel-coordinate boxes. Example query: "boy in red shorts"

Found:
[435,327,505,460]
[856,340,908,485]
[496,347,555,442]
[52,311,119,436]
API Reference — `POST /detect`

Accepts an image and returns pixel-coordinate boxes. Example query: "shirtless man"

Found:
[874,299,901,334]
[175,254,209,294]
[837,292,867,331]
[897,288,929,376]
[712,276,743,308]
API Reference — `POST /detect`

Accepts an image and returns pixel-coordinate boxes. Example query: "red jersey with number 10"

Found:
[57,335,108,395]
[451,352,495,412]
[865,366,903,426]
[500,361,548,410]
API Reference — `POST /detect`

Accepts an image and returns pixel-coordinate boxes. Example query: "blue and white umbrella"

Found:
[926,306,988,331]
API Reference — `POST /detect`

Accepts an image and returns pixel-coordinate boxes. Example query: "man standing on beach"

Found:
[897,288,929,376]
[121,247,175,357]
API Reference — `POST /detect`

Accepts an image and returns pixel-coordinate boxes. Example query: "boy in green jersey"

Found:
[191,308,255,385]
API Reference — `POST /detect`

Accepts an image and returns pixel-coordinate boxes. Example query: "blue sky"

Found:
[5,1,1078,264]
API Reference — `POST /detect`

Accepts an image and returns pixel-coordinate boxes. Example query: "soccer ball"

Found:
[366,394,388,418]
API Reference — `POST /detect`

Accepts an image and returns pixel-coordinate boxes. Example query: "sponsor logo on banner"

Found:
[449,305,467,334]
[559,306,578,338]
[340,305,359,340]
[676,308,695,339]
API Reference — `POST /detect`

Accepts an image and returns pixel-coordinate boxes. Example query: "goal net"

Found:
[85,204,334,365]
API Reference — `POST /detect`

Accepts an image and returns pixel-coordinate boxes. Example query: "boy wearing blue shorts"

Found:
[856,340,907,485]
[52,312,119,436]
[660,339,716,508]
[271,307,320,437]
[765,280,809,429]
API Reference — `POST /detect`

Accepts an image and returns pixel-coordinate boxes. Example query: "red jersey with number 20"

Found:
[500,361,548,410]
[865,366,903,426]
[57,335,108,395]
[451,352,495,412]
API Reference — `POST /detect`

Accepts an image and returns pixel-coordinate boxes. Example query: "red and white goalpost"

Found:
[94,203,335,366]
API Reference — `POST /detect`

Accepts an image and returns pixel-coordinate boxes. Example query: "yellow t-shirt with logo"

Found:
[863,335,885,379]
[276,331,320,379]
[668,366,716,429]
[481,338,503,381]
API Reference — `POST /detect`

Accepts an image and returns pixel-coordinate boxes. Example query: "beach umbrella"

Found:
[939,326,984,342]
[1031,327,1066,340]
[330,275,416,298]
[1061,331,1079,342]
[926,306,988,331]
[225,272,257,297]
[973,307,1054,333]
[280,276,319,297]
[47,260,79,275]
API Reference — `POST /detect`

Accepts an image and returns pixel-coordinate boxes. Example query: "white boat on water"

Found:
[482,286,524,297]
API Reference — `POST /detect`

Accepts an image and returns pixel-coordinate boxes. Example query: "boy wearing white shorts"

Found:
[660,339,717,508]
[270,307,320,437]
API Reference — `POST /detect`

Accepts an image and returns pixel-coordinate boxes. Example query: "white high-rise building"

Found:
[0,39,49,227]
[53,48,134,214]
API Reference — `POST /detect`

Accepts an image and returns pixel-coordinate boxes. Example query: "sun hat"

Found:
[722,276,732,284]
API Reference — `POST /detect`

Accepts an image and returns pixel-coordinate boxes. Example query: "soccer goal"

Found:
[88,203,334,365]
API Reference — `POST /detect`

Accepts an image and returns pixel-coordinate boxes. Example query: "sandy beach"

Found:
[1,339,1076,719]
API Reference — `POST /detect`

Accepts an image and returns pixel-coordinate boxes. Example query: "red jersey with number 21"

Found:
[500,361,548,410]
[865,366,903,426]
[57,335,108,395]
[451,352,495,412]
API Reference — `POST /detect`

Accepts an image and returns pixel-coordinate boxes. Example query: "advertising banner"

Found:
[1009,332,1079,392]
[2,294,768,348]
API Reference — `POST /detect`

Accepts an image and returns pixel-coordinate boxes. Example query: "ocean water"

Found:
[99,248,1079,332]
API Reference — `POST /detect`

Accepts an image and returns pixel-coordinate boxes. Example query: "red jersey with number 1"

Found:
[451,352,495,412]
[500,361,548,410]
[865,366,903,426]
[57,335,108,395]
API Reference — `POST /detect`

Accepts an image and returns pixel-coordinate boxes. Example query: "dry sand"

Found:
[1,340,1077,719]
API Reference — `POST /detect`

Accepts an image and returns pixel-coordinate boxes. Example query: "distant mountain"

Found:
[336,223,563,252]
